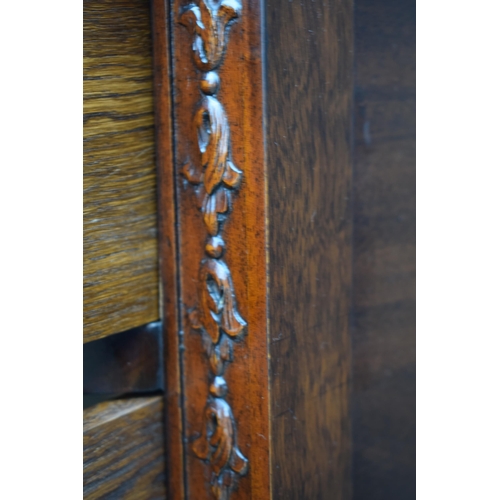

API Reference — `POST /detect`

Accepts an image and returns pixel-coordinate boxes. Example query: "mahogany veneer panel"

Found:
[83,396,166,499]
[83,0,159,342]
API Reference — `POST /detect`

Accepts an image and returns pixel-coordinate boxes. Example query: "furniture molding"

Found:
[179,1,249,497]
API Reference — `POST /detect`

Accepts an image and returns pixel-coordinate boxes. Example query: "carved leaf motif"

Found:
[222,160,242,189]
[192,97,243,235]
[202,189,228,236]
[198,258,246,344]
[181,161,203,185]
[207,334,233,375]
[179,0,242,71]
[193,398,248,476]
[179,2,247,497]
[195,97,233,194]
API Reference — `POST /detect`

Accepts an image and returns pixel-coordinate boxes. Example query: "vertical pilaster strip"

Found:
[154,0,353,497]
[171,0,270,498]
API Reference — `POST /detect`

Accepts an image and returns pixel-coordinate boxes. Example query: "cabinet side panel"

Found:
[265,0,354,497]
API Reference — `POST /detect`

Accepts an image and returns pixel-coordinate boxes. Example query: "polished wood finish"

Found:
[82,0,415,493]
[351,0,416,497]
[154,0,354,498]
[83,321,163,396]
[83,0,159,343]
[166,0,270,498]
[83,396,166,499]
[265,0,353,498]
[176,2,260,498]
[151,1,185,499]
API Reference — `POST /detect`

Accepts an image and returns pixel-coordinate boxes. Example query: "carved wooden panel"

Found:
[153,0,353,498]
[178,2,251,497]
[155,0,270,498]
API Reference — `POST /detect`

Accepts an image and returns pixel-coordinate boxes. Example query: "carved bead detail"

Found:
[179,1,247,498]
[201,71,221,95]
[206,235,225,258]
[210,376,228,397]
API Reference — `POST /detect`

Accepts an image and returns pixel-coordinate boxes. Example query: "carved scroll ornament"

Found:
[179,1,248,498]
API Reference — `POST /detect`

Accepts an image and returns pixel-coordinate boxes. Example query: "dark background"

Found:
[352,0,416,498]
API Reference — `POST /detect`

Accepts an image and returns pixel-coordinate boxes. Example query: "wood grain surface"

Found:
[351,0,416,497]
[83,0,159,343]
[83,396,166,499]
[265,0,354,498]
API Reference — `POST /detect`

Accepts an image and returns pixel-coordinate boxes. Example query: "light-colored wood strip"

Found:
[83,396,166,499]
[83,0,159,342]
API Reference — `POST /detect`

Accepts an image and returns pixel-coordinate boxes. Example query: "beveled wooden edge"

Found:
[83,395,162,432]
[151,1,185,498]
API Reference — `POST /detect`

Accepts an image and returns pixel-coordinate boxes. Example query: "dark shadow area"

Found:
[352,0,416,498]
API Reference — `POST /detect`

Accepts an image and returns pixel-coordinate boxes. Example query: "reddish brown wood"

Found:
[167,0,270,498]
[153,1,353,498]
[151,1,185,498]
